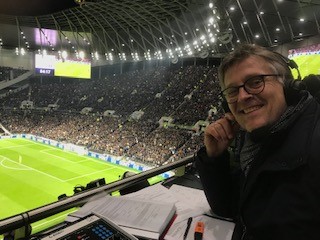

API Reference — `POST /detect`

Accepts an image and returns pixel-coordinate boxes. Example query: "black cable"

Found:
[21,212,31,239]
[3,212,32,240]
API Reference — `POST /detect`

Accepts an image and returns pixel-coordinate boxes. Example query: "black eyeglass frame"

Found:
[221,74,283,104]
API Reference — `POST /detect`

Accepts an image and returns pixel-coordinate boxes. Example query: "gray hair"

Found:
[218,44,294,90]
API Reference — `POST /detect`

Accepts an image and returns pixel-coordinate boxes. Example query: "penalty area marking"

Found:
[0,155,65,182]
[65,167,116,181]
[0,155,29,171]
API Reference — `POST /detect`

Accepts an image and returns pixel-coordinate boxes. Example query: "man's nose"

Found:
[237,86,252,101]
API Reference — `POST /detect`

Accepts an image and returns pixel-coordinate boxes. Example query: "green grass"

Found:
[0,138,164,235]
[291,53,320,79]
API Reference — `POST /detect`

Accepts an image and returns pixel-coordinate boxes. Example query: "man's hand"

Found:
[204,113,240,157]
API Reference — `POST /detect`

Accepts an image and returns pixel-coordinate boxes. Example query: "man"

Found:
[196,44,320,240]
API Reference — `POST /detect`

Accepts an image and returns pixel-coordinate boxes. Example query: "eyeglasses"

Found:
[221,74,283,103]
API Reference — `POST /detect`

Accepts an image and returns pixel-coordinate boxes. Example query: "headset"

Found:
[275,52,306,105]
[218,52,307,160]
[221,52,306,113]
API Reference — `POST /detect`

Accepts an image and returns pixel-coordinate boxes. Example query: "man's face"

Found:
[224,55,287,132]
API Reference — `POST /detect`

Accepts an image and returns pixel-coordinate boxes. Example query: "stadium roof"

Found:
[0,0,320,62]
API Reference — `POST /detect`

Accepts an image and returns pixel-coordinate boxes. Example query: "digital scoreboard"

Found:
[35,54,91,79]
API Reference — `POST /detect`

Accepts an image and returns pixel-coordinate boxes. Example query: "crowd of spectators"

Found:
[0,66,11,81]
[0,64,223,166]
[288,43,320,57]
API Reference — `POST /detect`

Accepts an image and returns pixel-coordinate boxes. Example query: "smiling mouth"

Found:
[242,105,262,114]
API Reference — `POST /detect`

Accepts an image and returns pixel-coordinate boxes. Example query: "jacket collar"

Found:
[240,98,319,206]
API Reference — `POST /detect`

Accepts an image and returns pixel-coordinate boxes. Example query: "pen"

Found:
[194,221,204,240]
[183,217,193,240]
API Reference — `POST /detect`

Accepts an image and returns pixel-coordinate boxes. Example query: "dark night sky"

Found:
[0,0,78,16]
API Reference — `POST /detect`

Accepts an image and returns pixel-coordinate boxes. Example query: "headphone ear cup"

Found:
[284,79,306,105]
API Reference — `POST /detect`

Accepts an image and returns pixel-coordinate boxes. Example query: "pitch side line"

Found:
[29,140,87,159]
[20,139,63,151]
[40,147,120,166]
[12,139,113,165]
[41,148,88,160]
[40,150,88,164]
[0,143,35,150]
[65,167,116,181]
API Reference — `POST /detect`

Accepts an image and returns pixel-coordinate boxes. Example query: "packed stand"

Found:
[0,65,223,166]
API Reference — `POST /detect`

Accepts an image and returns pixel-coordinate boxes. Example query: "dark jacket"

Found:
[196,97,320,240]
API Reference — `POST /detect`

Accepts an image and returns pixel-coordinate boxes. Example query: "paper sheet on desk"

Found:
[67,184,178,222]
[165,215,235,240]
[126,183,208,223]
[91,196,176,232]
[126,183,177,203]
[168,185,211,214]
[68,183,212,225]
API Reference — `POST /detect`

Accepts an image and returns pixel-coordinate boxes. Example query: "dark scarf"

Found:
[240,91,313,176]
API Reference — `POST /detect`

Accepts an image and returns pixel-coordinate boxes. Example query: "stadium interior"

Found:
[0,0,320,239]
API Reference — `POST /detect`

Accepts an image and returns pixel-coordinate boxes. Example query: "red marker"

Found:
[194,221,204,240]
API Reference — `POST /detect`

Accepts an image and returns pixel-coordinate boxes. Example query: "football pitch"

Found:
[0,138,163,235]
